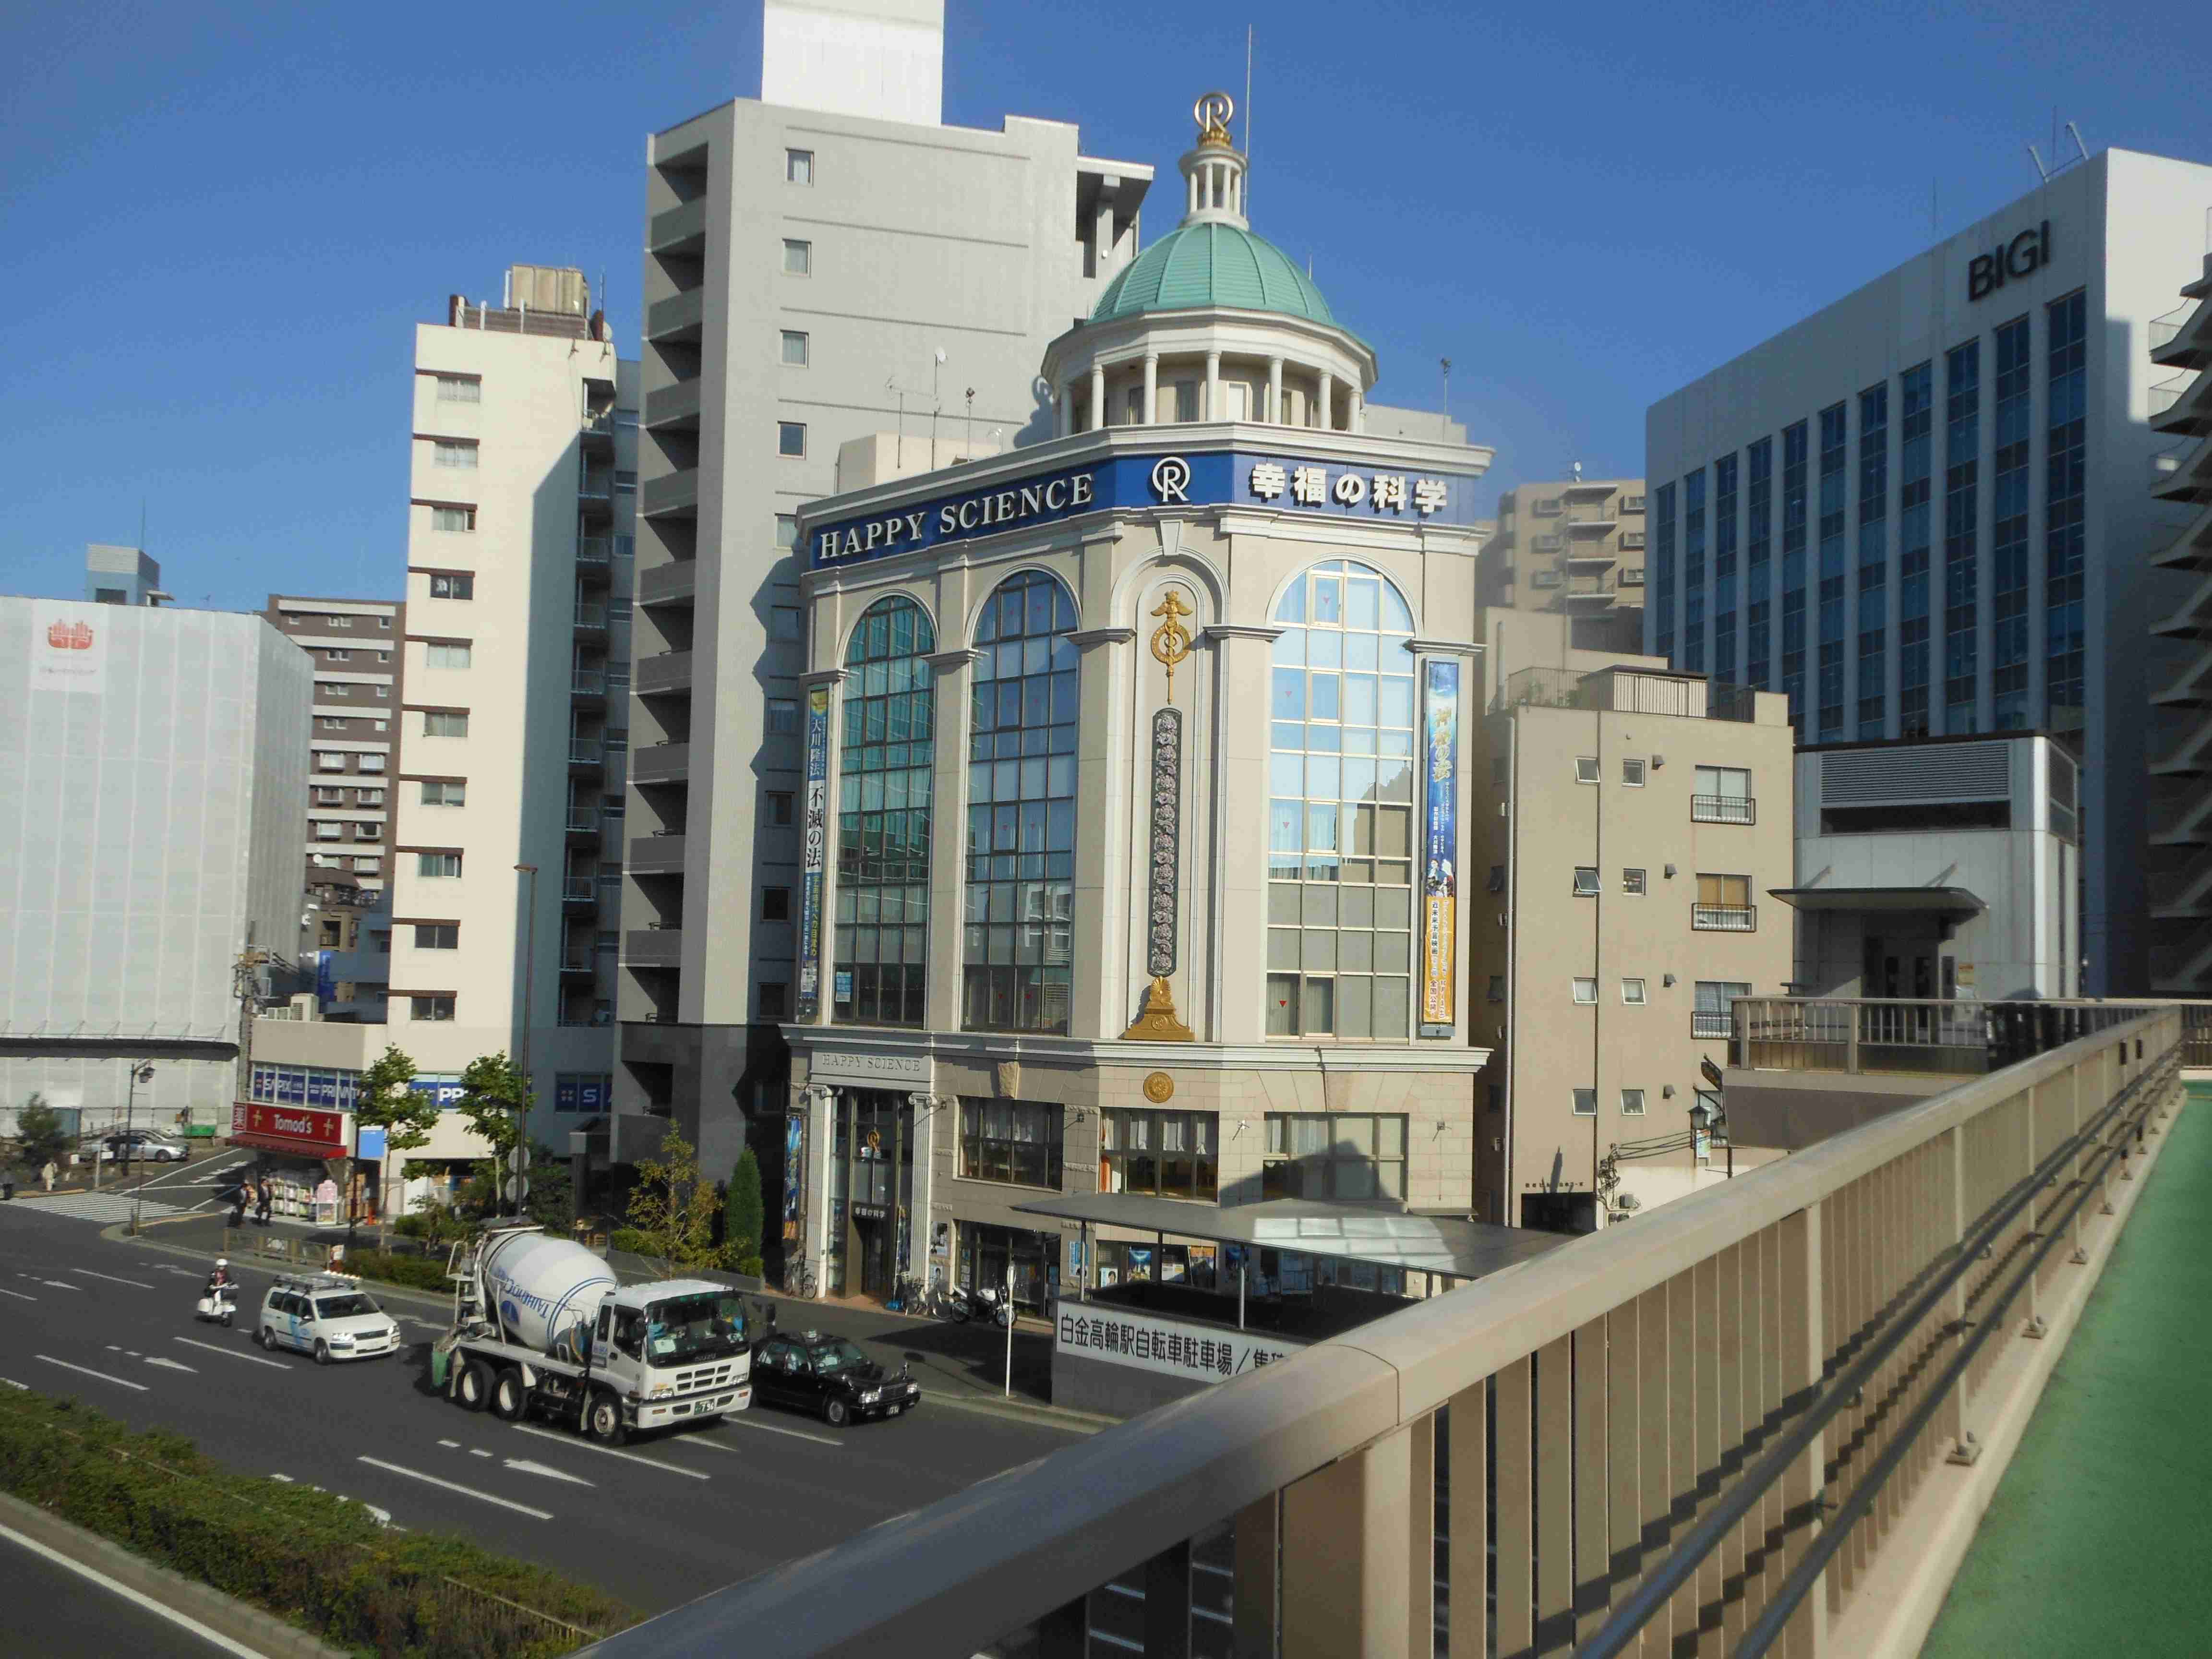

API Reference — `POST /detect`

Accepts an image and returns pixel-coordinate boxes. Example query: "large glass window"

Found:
[963,571,1079,1033]
[2046,292,2086,734]
[1856,384,1889,736]
[1713,453,1739,682]
[1267,561,1418,1039]
[1898,363,1934,736]
[1262,1113,1407,1202]
[1991,316,2032,728]
[1683,467,1707,673]
[1746,438,1772,687]
[1100,1109,1219,1200]
[1816,403,1847,741]
[1943,342,1981,732]
[1780,421,1809,736]
[835,596,934,1027]
[1652,481,1676,660]
[959,1098,1064,1190]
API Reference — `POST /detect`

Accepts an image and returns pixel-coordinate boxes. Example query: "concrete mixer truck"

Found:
[430,1224,752,1443]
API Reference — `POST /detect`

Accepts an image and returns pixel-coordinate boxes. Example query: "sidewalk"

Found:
[111,1212,1114,1435]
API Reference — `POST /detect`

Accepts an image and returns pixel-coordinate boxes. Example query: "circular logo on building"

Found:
[1142,1071,1176,1103]
[1150,456,1191,505]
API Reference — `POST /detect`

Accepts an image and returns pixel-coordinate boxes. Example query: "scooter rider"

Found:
[204,1258,234,1299]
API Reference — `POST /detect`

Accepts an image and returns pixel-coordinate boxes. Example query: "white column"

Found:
[1142,355,1159,425]
[1088,364,1106,432]
[1188,169,1199,215]
[1350,385,1364,433]
[1205,351,1222,421]
[1055,384,1071,439]
[1267,357,1284,425]
[1319,372,1334,431]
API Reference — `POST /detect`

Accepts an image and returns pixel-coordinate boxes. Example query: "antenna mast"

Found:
[1243,26,1253,214]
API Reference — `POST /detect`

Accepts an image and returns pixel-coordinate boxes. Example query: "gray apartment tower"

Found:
[620,0,1152,1174]
[1648,148,2212,993]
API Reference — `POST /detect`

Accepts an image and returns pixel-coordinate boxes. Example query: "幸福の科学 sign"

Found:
[806,451,1483,570]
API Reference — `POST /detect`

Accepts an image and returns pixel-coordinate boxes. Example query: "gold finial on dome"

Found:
[1193,89,1235,148]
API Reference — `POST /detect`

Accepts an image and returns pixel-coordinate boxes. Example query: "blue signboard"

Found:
[407,1075,465,1108]
[1419,659,1460,1037]
[356,1128,386,1159]
[578,1075,606,1112]
[315,949,336,1006]
[805,448,1486,572]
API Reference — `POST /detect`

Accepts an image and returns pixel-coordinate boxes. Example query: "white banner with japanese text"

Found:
[1056,1302,1304,1385]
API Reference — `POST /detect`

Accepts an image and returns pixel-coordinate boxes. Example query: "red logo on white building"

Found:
[46,619,95,650]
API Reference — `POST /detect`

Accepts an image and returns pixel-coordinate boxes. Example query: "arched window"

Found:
[834,596,935,1026]
[964,571,1080,1033]
[1266,562,1419,1039]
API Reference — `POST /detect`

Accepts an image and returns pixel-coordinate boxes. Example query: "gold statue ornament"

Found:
[1194,91,1234,149]
[1150,588,1194,706]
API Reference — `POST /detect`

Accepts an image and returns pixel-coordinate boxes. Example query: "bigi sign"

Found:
[1968,221,2050,302]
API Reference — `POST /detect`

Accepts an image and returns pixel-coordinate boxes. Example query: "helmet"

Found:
[216,1258,228,1269]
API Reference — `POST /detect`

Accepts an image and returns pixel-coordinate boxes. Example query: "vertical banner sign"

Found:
[1147,708,1183,977]
[1419,659,1460,1036]
[797,685,832,1019]
[782,1110,806,1247]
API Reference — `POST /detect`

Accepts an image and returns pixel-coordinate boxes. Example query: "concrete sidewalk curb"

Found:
[102,1222,1124,1433]
[0,1487,348,1659]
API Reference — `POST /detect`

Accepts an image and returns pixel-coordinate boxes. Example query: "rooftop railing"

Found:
[1493,664,1759,721]
[589,1005,2185,1659]
[1729,995,2170,1076]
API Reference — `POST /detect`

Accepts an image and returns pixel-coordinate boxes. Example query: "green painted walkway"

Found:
[1921,1085,2212,1657]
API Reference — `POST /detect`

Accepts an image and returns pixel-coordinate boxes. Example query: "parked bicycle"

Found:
[783,1256,817,1300]
[885,1273,923,1314]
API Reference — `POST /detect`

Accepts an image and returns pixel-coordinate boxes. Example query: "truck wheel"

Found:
[823,1396,850,1428]
[491,1368,529,1421]
[586,1390,627,1446]
[457,1358,494,1411]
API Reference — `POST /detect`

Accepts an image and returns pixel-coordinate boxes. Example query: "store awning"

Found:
[1767,885,1985,921]
[1010,1193,1566,1280]
[228,1131,346,1160]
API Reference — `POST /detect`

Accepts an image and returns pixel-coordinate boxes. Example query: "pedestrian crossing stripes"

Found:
[9,1192,187,1226]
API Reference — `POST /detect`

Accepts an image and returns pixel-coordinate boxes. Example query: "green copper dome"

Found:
[1092,221,1337,327]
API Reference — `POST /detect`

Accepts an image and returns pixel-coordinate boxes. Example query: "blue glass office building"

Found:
[1647,150,2212,993]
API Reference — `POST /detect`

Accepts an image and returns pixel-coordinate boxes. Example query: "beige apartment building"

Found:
[1469,613,1795,1229]
[252,266,637,1190]
[264,593,404,1018]
[1478,475,1647,654]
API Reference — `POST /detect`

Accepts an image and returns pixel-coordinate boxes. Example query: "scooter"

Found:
[971,1283,1014,1330]
[194,1285,237,1327]
[932,1283,974,1323]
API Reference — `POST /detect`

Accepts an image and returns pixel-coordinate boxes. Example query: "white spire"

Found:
[1178,90,1249,230]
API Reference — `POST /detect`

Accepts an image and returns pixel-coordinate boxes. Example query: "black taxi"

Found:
[750,1330,920,1426]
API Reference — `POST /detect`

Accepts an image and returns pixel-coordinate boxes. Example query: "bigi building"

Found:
[777,95,1499,1309]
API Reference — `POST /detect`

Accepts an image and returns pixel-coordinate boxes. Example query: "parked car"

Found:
[749,1330,919,1426]
[255,1274,403,1364]
[97,1130,189,1164]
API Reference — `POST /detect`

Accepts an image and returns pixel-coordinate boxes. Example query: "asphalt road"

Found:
[0,1197,1086,1619]
[0,1524,249,1658]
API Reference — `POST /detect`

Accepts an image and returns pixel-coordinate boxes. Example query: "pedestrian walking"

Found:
[254,1179,273,1226]
[41,1159,57,1193]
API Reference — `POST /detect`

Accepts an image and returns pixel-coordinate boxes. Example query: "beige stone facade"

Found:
[1479,476,1647,655]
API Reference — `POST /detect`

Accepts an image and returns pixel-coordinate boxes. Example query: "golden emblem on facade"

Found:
[1142,1071,1176,1104]
[1149,587,1194,706]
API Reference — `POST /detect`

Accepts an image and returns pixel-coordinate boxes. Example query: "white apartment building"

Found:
[267,266,638,1164]
[621,0,1154,1179]
[1647,147,2212,993]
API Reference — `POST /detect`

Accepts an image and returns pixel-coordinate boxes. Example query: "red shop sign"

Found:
[231,1100,346,1154]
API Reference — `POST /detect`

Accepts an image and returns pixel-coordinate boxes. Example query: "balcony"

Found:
[574,602,609,636]
[1691,901,1757,930]
[559,951,597,979]
[636,559,697,609]
[635,649,694,699]
[1691,793,1756,824]
[647,199,706,257]
[643,378,702,432]
[571,669,606,700]
[583,1005,2189,1659]
[628,832,686,876]
[1529,497,1563,517]
[577,536,613,571]
[2150,297,2209,368]
[580,409,616,451]
[1565,541,1616,567]
[579,469,613,504]
[565,807,601,841]
[568,739,604,769]
[630,742,690,786]
[1563,573,1619,603]
[561,877,596,909]
[624,927,683,968]
[1690,1009,1732,1040]
[645,288,704,345]
[641,469,699,520]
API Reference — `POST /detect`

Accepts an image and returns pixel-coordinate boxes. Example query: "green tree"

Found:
[13,1094,72,1178]
[725,1147,765,1278]
[351,1045,435,1251]
[625,1127,726,1278]
[454,1051,531,1215]
[522,1142,573,1230]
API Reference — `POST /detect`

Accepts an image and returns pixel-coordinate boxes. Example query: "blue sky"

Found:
[3,0,2206,611]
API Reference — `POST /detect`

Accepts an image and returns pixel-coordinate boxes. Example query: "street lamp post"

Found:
[126,1063,155,1233]
[514,863,539,1218]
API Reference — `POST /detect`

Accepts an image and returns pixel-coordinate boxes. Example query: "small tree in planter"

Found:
[624,1128,726,1279]
[351,1045,436,1252]
[453,1051,531,1217]
[725,1148,765,1278]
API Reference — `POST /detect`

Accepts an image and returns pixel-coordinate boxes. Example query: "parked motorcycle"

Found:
[971,1283,1013,1330]
[194,1285,237,1327]
[932,1284,974,1323]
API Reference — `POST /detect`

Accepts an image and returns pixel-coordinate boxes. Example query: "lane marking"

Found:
[175,1337,288,1370]
[36,1355,148,1392]
[1,1378,25,1390]
[505,1457,597,1487]
[38,1281,79,1291]
[511,1423,710,1480]
[469,1448,493,1459]
[0,1519,266,1659]
[71,1268,155,1289]
[356,1456,554,1520]
[145,1357,197,1374]
[693,1416,842,1449]
[271,1474,295,1483]
[0,1287,36,1302]
[437,1439,462,1449]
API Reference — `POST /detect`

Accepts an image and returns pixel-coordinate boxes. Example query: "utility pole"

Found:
[126,1063,154,1232]
[514,864,540,1217]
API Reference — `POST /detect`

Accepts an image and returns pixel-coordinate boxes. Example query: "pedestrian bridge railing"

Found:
[584,1007,2184,1659]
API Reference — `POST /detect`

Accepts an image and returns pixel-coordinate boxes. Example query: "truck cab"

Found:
[572,1279,752,1435]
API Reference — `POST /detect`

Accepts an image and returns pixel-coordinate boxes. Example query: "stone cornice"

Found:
[1066,626,1137,649]
[921,647,983,670]
[797,668,846,689]
[1408,637,1485,658]
[1203,624,1286,644]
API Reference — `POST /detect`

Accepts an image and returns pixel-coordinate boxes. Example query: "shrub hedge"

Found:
[0,1390,629,1657]
[345,1250,454,1293]
[607,1227,650,1254]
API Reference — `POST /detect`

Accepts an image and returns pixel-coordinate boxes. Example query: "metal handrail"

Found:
[1580,1045,2171,1657]
[1690,793,1755,823]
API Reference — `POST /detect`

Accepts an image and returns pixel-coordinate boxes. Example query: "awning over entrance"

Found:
[1010,1193,1566,1280]
[1767,885,1985,921]
[227,1131,344,1160]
